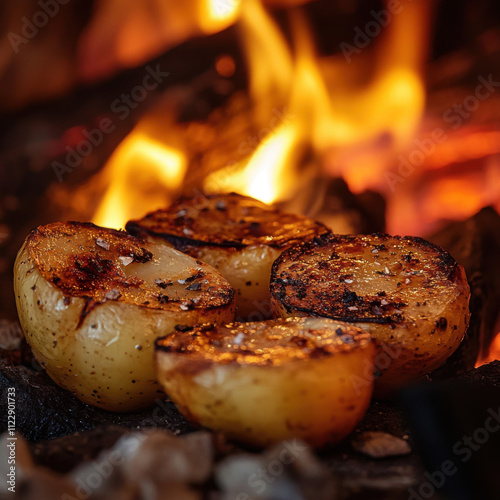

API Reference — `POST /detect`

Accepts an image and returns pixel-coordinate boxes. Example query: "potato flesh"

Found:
[270,234,471,396]
[188,245,281,321]
[126,193,330,320]
[14,223,235,411]
[156,317,375,448]
[145,237,282,321]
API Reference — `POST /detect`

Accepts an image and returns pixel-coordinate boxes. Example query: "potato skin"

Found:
[14,223,235,412]
[155,318,375,448]
[126,193,330,320]
[270,234,471,397]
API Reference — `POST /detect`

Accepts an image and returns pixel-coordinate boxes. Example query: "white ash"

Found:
[216,440,337,500]
[122,431,213,485]
[4,430,336,500]
[68,430,212,500]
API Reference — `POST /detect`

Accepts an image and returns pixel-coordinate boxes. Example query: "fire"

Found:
[198,0,241,33]
[80,0,242,80]
[93,133,186,229]
[204,123,301,204]
[476,332,500,367]
[84,0,500,371]
[204,0,428,205]
[92,0,429,225]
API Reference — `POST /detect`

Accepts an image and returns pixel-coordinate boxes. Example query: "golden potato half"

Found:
[270,234,471,397]
[14,222,235,411]
[155,317,375,448]
[126,193,330,321]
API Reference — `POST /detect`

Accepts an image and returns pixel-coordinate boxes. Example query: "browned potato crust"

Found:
[14,222,235,411]
[126,193,330,320]
[155,317,375,448]
[270,233,471,396]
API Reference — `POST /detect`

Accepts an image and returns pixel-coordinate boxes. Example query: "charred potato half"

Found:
[270,234,470,396]
[155,317,375,448]
[126,193,330,320]
[14,222,235,411]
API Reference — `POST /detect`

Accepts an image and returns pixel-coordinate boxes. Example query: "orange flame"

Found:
[93,132,187,229]
[476,332,500,367]
[204,0,429,204]
[80,0,241,80]
[197,0,242,33]
[92,0,430,225]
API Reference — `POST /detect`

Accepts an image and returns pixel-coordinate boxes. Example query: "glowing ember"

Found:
[476,332,500,367]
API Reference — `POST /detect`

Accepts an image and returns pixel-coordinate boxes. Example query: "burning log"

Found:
[429,206,500,376]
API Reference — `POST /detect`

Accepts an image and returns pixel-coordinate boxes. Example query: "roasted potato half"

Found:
[270,234,470,397]
[126,193,330,321]
[155,317,375,448]
[14,222,235,411]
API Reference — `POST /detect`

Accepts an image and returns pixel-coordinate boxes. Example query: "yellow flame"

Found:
[94,0,429,224]
[239,0,293,123]
[198,0,241,33]
[205,0,428,204]
[93,134,186,229]
[206,122,300,204]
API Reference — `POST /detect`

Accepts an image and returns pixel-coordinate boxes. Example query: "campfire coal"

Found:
[1,1,500,499]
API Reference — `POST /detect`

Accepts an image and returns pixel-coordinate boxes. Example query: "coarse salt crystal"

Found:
[233,332,245,345]
[105,289,121,300]
[96,238,110,250]
[119,255,134,266]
